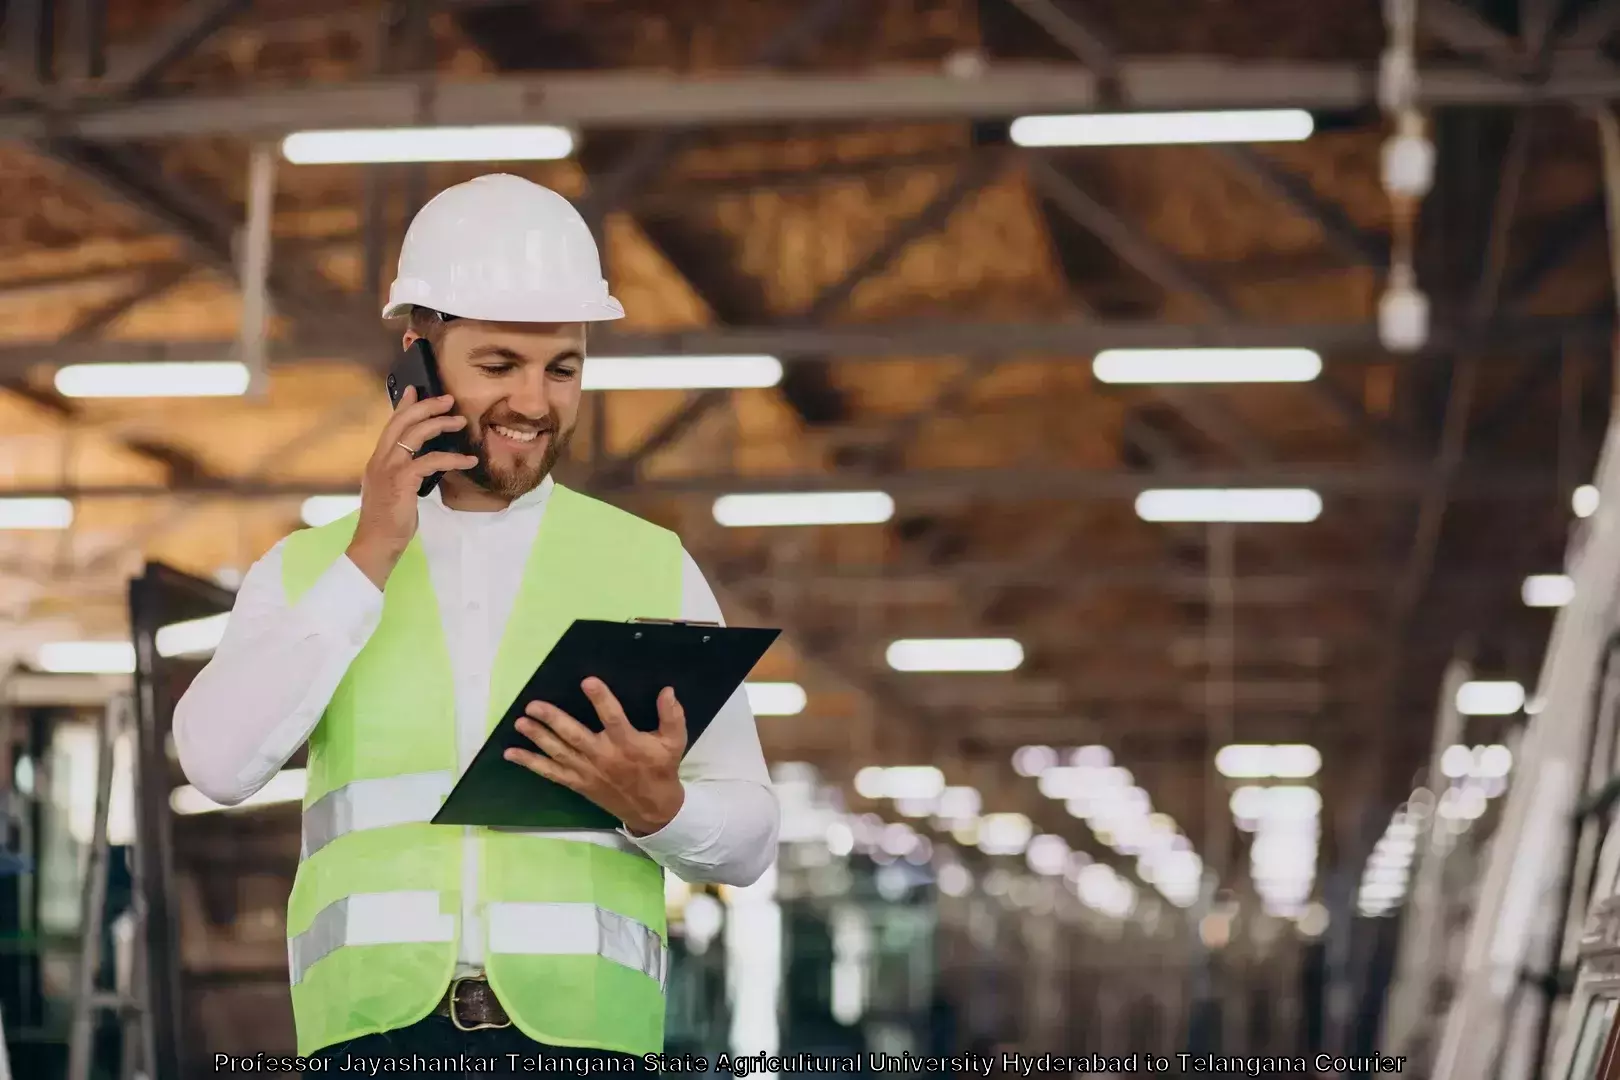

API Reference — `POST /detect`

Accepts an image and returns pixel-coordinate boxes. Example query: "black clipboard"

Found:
[431,618,780,830]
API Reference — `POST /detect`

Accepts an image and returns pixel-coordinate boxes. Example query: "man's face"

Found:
[404,320,586,501]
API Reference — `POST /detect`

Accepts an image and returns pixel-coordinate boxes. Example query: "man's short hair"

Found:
[406,306,458,346]
[404,306,588,349]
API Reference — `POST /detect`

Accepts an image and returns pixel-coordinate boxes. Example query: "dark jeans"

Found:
[310,1014,642,1076]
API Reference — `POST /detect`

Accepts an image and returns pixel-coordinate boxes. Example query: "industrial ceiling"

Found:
[0,0,1613,910]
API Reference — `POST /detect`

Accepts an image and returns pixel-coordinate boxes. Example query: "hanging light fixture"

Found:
[1377,0,1434,353]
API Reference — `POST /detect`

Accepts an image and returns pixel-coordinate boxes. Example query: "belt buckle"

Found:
[448,976,511,1032]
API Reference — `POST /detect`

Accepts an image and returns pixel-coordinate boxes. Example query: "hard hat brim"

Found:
[382,296,625,323]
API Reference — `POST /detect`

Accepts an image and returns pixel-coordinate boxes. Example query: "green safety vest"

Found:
[278,483,682,1057]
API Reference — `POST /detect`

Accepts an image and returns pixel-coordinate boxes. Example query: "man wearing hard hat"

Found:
[174,174,780,1068]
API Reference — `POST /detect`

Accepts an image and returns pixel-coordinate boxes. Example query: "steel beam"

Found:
[5,0,50,90]
[57,264,193,340]
[1420,0,1530,77]
[1005,0,1121,78]
[616,462,1561,499]
[576,0,857,218]
[62,0,108,83]
[1028,155,1233,311]
[722,559,1525,597]
[30,140,342,329]
[1006,11,1391,468]
[592,152,1002,484]
[1388,112,1533,660]
[1215,145,1390,267]
[0,314,1606,378]
[0,461,1565,501]
[595,313,1607,356]
[99,0,253,97]
[1564,0,1620,50]
[7,61,1620,143]
[1503,196,1605,309]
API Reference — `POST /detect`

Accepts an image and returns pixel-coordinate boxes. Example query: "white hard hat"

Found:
[382,173,623,323]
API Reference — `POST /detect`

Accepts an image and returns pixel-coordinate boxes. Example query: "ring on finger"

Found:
[396,441,416,455]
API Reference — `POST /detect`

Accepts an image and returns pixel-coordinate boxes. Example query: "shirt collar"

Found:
[424,474,555,518]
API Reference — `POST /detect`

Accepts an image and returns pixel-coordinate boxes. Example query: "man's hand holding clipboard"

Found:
[505,677,689,836]
[430,617,779,832]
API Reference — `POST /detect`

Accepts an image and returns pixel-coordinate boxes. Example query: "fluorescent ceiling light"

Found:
[301,495,361,527]
[0,497,73,530]
[1025,833,1070,876]
[936,786,981,819]
[583,355,782,390]
[853,765,945,801]
[1036,767,1089,800]
[54,362,249,398]
[1456,680,1525,716]
[1360,884,1405,901]
[156,613,229,658]
[1009,108,1313,148]
[1574,484,1600,519]
[1230,786,1266,819]
[281,125,574,164]
[1076,863,1136,916]
[1093,348,1321,384]
[885,637,1023,673]
[1071,745,1112,768]
[1441,744,1474,779]
[1215,745,1270,779]
[1522,573,1574,609]
[977,812,1033,855]
[894,795,937,819]
[1011,744,1059,776]
[1478,744,1513,778]
[712,491,894,527]
[745,681,806,716]
[1365,865,1409,886]
[1262,785,1322,818]
[1215,743,1321,779]
[36,613,230,673]
[37,641,135,674]
[1135,488,1322,523]
[1372,842,1415,864]
[171,768,306,815]
[1270,745,1322,778]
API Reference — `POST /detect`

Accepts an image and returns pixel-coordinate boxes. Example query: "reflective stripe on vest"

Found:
[299,769,653,861]
[289,891,454,986]
[301,771,453,859]
[291,893,665,988]
[486,902,666,988]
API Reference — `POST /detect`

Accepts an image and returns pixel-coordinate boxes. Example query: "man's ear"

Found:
[402,329,420,350]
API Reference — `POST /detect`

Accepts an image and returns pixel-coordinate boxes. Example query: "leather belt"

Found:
[435,976,511,1031]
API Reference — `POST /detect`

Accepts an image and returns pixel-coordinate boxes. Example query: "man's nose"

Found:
[503,371,551,418]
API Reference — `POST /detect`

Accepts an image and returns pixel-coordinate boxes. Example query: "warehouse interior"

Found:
[3,0,1620,1076]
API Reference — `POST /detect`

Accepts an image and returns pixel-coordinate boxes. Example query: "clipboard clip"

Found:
[629,618,721,627]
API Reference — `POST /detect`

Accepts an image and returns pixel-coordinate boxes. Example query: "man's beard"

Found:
[449,408,573,500]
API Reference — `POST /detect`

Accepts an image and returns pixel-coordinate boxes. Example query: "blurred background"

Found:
[3,0,1620,1076]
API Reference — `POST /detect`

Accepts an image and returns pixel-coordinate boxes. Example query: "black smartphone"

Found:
[386,339,461,497]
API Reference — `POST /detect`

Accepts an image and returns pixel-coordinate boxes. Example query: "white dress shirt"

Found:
[173,475,779,977]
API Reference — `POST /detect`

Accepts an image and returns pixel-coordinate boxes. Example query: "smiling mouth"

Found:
[491,423,547,445]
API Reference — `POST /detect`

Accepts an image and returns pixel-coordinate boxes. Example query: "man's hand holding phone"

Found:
[345,386,479,589]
